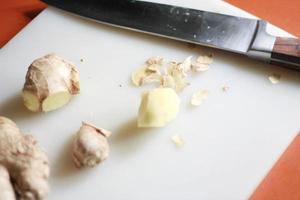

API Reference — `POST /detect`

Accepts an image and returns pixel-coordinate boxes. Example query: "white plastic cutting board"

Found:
[0,0,300,199]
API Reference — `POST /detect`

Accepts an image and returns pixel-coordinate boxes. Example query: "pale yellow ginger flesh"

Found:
[0,165,16,200]
[72,122,111,168]
[0,116,50,200]
[138,88,180,127]
[22,54,80,112]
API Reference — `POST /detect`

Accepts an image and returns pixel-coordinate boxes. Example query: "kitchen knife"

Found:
[42,0,300,70]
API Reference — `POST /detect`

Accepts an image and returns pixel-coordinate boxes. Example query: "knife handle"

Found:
[247,21,300,71]
[270,37,300,70]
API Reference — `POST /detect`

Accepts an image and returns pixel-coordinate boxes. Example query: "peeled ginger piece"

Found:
[138,88,180,127]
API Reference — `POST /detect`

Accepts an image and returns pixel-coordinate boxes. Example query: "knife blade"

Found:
[42,0,300,70]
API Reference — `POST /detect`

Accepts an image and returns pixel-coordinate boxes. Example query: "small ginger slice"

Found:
[268,73,281,84]
[132,56,194,92]
[22,54,80,112]
[191,63,210,72]
[167,62,189,92]
[138,88,180,127]
[167,61,188,77]
[145,65,161,74]
[72,122,111,168]
[131,67,148,86]
[146,56,165,65]
[196,54,214,64]
[141,73,161,85]
[132,65,161,86]
[0,116,50,200]
[171,135,185,148]
[192,54,213,72]
[222,85,230,92]
[0,165,16,200]
[190,89,209,106]
[172,70,189,92]
[161,75,176,88]
[181,56,193,72]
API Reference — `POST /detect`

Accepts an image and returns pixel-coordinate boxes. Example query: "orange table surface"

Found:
[0,1,300,200]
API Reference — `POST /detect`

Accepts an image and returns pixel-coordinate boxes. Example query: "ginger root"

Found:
[138,88,180,127]
[72,122,111,168]
[0,165,16,200]
[0,116,50,200]
[22,54,80,112]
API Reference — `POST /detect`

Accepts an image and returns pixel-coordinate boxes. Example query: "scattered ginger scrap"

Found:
[167,62,189,92]
[161,75,176,88]
[196,54,214,64]
[222,85,230,92]
[180,56,193,72]
[191,62,210,72]
[171,135,185,148]
[190,89,209,106]
[131,67,149,86]
[146,56,165,65]
[268,73,281,84]
[145,65,161,74]
[191,54,213,72]
[141,73,162,85]
[132,54,213,92]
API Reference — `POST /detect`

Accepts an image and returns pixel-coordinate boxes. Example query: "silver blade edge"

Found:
[42,0,259,54]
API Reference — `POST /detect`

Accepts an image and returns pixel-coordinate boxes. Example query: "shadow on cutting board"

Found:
[51,135,79,178]
[110,118,155,158]
[0,93,42,120]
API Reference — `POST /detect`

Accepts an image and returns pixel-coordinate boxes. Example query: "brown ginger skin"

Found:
[0,165,16,200]
[0,116,50,200]
[72,122,111,168]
